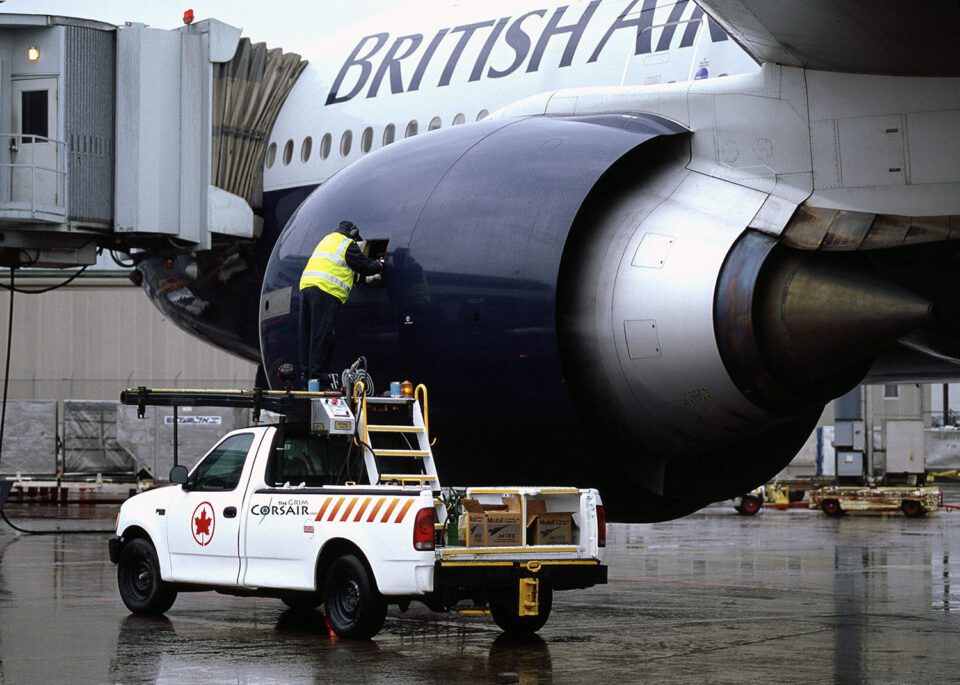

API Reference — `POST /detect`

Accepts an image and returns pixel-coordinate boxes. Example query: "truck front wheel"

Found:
[821,499,843,516]
[323,554,387,639]
[489,583,553,638]
[117,538,178,615]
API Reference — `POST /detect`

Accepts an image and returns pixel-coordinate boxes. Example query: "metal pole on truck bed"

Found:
[173,406,179,468]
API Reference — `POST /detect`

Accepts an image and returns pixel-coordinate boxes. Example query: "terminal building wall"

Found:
[0,274,257,402]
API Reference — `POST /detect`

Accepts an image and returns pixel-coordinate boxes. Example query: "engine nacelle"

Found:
[260,114,824,520]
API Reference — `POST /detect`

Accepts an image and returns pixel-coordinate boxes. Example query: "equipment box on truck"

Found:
[109,374,606,639]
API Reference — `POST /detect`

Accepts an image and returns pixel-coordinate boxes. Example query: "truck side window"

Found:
[191,433,254,491]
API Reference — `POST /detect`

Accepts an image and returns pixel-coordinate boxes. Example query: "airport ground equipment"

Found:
[109,380,606,639]
[809,485,943,518]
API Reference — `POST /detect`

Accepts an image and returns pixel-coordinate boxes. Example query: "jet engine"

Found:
[258,113,957,520]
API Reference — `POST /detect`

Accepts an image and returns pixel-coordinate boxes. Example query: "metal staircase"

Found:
[354,384,438,489]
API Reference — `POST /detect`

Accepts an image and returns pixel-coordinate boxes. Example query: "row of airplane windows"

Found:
[265,110,491,169]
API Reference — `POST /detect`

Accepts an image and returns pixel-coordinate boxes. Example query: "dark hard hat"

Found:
[339,220,361,240]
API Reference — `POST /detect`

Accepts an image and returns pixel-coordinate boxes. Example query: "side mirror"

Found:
[169,465,189,486]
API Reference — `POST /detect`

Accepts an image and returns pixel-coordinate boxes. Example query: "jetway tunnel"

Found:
[0,14,306,269]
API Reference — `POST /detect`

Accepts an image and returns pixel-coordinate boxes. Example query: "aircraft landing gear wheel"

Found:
[489,583,553,638]
[323,554,387,639]
[900,500,925,518]
[739,495,762,515]
[821,499,843,517]
[117,538,178,615]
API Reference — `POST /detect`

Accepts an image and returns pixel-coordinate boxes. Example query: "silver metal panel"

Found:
[0,400,57,474]
[837,116,904,188]
[631,233,674,268]
[64,25,115,225]
[907,111,960,186]
[623,320,661,360]
[62,400,136,474]
[836,450,863,477]
[884,420,925,474]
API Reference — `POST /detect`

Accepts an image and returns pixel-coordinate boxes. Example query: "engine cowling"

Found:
[258,114,891,520]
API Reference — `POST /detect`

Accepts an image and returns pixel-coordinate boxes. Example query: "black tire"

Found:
[117,538,177,615]
[323,554,387,639]
[489,583,553,638]
[901,500,926,518]
[821,499,843,517]
[280,591,322,611]
[739,495,762,515]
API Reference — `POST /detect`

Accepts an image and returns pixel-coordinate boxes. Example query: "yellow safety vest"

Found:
[299,232,355,303]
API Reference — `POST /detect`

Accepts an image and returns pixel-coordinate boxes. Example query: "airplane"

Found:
[136,0,960,520]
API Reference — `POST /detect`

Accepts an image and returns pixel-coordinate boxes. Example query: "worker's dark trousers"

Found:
[298,286,341,385]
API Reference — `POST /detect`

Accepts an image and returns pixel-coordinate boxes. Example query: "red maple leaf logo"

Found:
[195,509,212,537]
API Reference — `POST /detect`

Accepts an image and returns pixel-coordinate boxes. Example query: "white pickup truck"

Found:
[109,385,606,639]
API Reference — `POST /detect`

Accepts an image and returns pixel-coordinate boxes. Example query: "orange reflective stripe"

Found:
[314,498,332,522]
[327,497,346,521]
[394,499,415,523]
[354,497,372,522]
[367,498,386,522]
[380,498,400,523]
[340,497,358,521]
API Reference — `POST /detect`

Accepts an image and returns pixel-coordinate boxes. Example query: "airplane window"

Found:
[452,113,465,126]
[383,124,396,146]
[361,126,373,153]
[265,142,277,168]
[405,120,418,138]
[319,133,331,160]
[476,110,489,121]
[282,139,293,165]
[301,136,312,162]
[428,116,441,131]
[340,130,353,157]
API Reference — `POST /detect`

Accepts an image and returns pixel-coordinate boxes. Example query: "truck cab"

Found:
[109,383,606,639]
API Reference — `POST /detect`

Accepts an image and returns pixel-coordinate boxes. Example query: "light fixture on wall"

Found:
[27,46,40,62]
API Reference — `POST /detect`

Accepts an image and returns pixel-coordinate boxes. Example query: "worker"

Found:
[299,220,383,387]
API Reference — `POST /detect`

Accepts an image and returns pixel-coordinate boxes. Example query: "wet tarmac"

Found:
[1,496,959,684]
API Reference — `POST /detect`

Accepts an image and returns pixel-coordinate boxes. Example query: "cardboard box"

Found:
[529,512,574,545]
[484,511,523,546]
[460,498,487,546]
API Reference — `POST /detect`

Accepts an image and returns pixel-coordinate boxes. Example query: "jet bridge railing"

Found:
[0,132,67,222]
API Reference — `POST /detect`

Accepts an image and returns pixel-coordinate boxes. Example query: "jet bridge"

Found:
[0,14,305,267]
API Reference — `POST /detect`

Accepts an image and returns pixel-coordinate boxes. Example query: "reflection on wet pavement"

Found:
[1,501,959,683]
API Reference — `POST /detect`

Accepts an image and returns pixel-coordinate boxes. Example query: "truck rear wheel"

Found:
[117,538,178,615]
[323,554,387,639]
[489,583,553,638]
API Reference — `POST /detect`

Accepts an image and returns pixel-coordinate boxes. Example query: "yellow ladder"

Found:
[354,383,438,488]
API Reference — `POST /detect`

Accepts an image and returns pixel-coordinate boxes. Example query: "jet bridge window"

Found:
[21,90,48,141]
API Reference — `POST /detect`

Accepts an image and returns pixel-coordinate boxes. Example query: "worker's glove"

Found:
[377,258,385,271]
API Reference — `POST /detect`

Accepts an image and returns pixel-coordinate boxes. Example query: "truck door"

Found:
[165,431,261,586]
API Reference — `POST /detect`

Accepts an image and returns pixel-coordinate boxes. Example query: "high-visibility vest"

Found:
[299,232,355,303]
